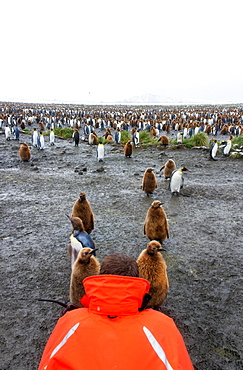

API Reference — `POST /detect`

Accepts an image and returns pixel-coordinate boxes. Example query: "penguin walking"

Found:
[70,247,100,307]
[124,140,133,157]
[142,167,157,196]
[169,167,190,196]
[160,159,176,179]
[137,240,169,310]
[210,140,218,160]
[19,143,31,161]
[144,201,169,243]
[71,192,94,234]
[67,216,97,268]
[221,135,233,156]
[97,142,104,162]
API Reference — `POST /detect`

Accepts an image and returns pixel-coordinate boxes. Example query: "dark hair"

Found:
[100,253,139,277]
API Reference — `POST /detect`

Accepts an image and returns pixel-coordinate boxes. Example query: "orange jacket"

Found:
[38,275,194,370]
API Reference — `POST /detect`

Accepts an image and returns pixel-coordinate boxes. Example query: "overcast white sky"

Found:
[1,0,242,104]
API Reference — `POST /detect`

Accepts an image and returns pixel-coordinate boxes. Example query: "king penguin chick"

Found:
[124,140,133,157]
[97,142,104,162]
[142,167,157,196]
[137,240,169,309]
[160,159,176,179]
[71,192,94,234]
[210,140,218,161]
[70,248,100,307]
[67,216,97,268]
[169,167,190,196]
[144,201,169,243]
[19,143,31,161]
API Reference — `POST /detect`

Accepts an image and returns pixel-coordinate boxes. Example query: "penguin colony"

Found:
[4,102,241,312]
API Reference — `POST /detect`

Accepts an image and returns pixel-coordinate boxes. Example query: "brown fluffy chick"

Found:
[142,167,157,196]
[124,140,133,157]
[144,201,169,243]
[70,247,100,307]
[160,159,176,179]
[71,192,94,234]
[137,240,169,309]
[19,143,31,161]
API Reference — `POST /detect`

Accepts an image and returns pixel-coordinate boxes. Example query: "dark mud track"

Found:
[1,132,243,370]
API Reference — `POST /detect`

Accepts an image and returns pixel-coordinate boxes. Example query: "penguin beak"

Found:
[158,248,167,252]
[66,214,71,220]
[89,248,98,255]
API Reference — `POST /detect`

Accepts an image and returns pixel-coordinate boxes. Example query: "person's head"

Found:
[100,253,139,277]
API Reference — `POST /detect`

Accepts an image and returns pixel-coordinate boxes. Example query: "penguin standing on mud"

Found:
[97,143,104,162]
[160,159,176,179]
[71,192,94,234]
[137,240,169,310]
[67,216,97,268]
[144,201,169,243]
[169,167,190,196]
[124,140,133,157]
[70,247,100,307]
[73,129,80,146]
[210,140,218,160]
[19,143,31,161]
[49,129,55,146]
[142,167,157,196]
[115,128,121,144]
[221,135,233,156]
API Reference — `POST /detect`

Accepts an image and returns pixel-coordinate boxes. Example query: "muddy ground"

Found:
[0,128,242,370]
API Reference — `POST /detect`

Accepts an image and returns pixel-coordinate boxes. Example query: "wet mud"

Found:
[0,131,242,369]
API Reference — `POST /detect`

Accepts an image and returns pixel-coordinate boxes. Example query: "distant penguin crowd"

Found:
[2,102,242,312]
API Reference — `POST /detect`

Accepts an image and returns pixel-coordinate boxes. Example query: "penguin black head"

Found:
[181,167,190,172]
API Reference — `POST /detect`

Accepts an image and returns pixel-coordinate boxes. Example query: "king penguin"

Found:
[70,247,100,307]
[67,216,97,268]
[221,135,233,156]
[137,240,169,309]
[169,167,190,195]
[71,192,94,234]
[142,167,157,196]
[97,142,104,162]
[210,140,218,160]
[144,201,169,243]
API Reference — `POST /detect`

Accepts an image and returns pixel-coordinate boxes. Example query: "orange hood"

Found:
[81,275,150,316]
